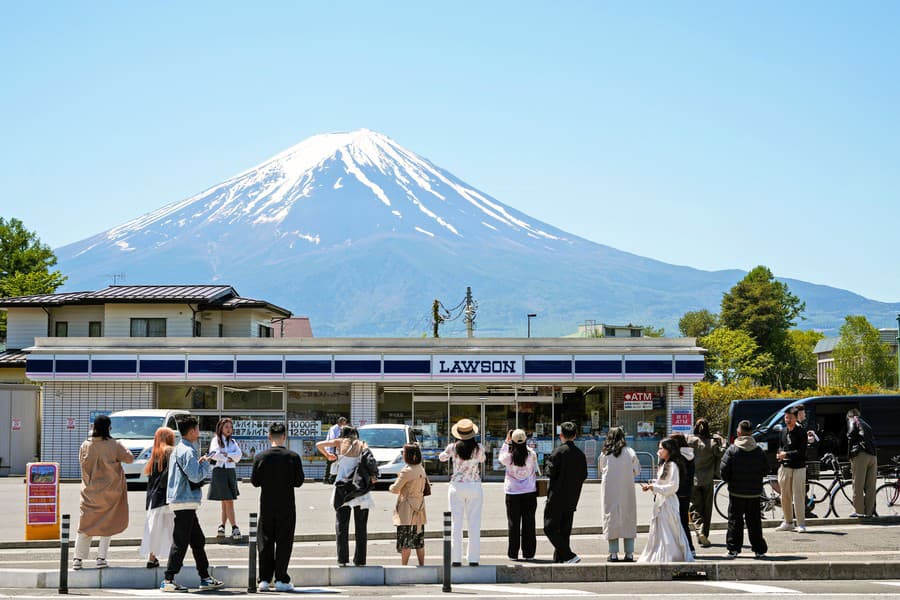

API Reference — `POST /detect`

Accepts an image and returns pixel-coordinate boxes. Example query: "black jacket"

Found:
[779,423,808,468]
[720,437,769,499]
[250,446,305,512]
[848,417,877,458]
[145,449,172,510]
[546,440,588,513]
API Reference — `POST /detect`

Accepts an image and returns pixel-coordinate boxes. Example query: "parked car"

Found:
[726,398,794,443]
[105,409,190,483]
[357,424,418,482]
[752,395,900,473]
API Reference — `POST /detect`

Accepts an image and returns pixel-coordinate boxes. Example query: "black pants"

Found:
[677,495,696,552]
[690,483,714,538]
[543,507,575,563]
[505,492,537,559]
[165,510,209,581]
[726,495,768,555]
[258,508,296,584]
[336,506,369,566]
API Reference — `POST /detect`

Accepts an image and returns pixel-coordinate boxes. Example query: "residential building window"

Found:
[54,322,68,337]
[89,321,102,337]
[193,320,202,337]
[258,324,273,338]
[130,318,167,337]
[631,329,642,337]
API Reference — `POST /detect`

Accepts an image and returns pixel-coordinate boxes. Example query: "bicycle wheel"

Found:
[806,480,830,517]
[830,481,855,518]
[875,483,900,517]
[761,479,784,522]
[714,481,730,520]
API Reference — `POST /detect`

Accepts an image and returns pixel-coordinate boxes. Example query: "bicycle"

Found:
[713,475,786,522]
[875,455,900,517]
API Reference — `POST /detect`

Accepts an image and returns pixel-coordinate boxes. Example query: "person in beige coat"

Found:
[389,444,428,566]
[74,415,134,570]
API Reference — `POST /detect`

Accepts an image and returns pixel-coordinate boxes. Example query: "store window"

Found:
[286,385,351,475]
[224,385,284,411]
[611,386,667,456]
[158,384,218,410]
[556,386,610,476]
[379,389,413,424]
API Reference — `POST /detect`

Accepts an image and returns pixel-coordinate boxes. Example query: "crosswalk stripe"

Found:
[686,581,802,594]
[455,584,598,596]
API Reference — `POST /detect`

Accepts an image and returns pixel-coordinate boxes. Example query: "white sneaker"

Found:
[794,525,807,533]
[774,522,793,531]
[72,558,83,571]
[564,555,582,564]
[274,581,295,592]
[258,581,271,592]
[96,558,108,569]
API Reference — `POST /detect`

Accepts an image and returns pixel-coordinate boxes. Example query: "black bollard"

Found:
[442,511,451,593]
[59,513,70,594]
[248,512,258,593]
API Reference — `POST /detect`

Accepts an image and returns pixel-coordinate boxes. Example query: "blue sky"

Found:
[2,2,898,301]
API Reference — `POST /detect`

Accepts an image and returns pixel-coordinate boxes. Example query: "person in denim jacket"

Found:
[161,416,223,592]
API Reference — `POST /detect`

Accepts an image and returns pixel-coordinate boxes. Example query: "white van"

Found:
[106,409,190,483]
[357,424,418,482]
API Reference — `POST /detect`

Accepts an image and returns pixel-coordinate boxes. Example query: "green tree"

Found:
[701,327,773,386]
[720,265,805,389]
[678,309,718,338]
[832,315,896,388]
[0,218,67,341]
[641,324,665,337]
[780,329,825,390]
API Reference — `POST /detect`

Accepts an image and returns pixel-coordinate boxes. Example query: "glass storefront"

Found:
[287,384,351,478]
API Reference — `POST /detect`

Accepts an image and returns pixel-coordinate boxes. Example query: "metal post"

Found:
[248,512,258,593]
[442,511,452,593]
[527,313,537,338]
[896,314,899,390]
[59,513,70,594]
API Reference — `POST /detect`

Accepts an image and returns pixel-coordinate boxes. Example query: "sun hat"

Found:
[510,429,527,444]
[451,418,479,440]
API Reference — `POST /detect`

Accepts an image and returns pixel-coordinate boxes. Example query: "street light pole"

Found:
[527,313,537,338]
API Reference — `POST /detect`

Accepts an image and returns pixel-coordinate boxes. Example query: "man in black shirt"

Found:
[775,407,808,532]
[251,422,305,592]
[544,421,588,564]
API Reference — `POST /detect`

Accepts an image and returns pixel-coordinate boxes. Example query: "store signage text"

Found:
[624,391,654,410]
[437,360,517,374]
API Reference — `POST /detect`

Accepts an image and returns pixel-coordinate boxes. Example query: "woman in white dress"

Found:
[139,427,175,568]
[638,437,694,563]
[599,427,641,562]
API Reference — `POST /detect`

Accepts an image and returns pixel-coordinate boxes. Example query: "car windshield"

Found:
[108,416,165,439]
[358,428,407,448]
[756,409,787,431]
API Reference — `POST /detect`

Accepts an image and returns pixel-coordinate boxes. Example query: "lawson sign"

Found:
[432,355,522,378]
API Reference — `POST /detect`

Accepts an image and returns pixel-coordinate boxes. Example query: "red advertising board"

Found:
[25,463,60,539]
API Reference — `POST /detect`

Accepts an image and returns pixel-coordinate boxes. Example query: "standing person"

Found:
[251,422,305,592]
[498,429,539,561]
[140,427,176,569]
[720,420,769,559]
[161,416,224,592]
[687,418,725,548]
[671,433,696,557]
[324,417,348,484]
[74,415,135,570]
[846,408,878,518]
[775,407,808,533]
[598,427,640,562]
[638,438,694,563]
[316,426,377,567]
[544,421,588,564]
[208,417,243,541]
[439,418,486,567]
[389,444,428,566]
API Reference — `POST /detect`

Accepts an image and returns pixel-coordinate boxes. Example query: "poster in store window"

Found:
[671,409,693,434]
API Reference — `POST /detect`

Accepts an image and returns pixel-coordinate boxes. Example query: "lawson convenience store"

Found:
[26,337,705,479]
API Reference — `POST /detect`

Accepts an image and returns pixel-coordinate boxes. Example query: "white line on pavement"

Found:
[455,584,598,596]
[685,581,803,594]
[873,581,900,587]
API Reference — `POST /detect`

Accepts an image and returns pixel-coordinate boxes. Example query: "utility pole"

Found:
[464,286,476,338]
[432,300,444,338]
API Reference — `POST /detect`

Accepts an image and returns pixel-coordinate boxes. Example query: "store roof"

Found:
[0,350,27,368]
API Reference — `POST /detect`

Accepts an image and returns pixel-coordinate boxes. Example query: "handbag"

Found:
[536,478,549,497]
[333,448,378,509]
[423,477,432,497]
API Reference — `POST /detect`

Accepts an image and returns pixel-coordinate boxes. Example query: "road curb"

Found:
[2,516,893,550]
[0,560,895,588]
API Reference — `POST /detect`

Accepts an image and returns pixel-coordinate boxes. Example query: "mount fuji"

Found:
[56,129,900,336]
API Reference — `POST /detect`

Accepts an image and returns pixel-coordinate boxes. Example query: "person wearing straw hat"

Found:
[439,418,486,566]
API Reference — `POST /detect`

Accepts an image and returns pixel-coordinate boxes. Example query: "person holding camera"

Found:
[498,429,539,561]
[775,407,808,533]
[161,416,223,592]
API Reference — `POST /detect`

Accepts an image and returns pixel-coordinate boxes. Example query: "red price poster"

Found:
[671,409,693,433]
[26,464,59,526]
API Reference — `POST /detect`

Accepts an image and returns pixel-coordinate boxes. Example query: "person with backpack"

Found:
[251,422,305,591]
[847,408,878,518]
[388,443,428,566]
[317,426,377,567]
[671,433,697,558]
[161,415,224,592]
[720,420,769,559]
[140,427,176,569]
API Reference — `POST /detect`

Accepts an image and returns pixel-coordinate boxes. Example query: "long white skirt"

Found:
[638,494,694,563]
[139,506,174,559]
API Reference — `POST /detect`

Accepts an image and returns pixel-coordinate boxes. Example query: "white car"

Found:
[106,409,190,483]
[357,424,418,482]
